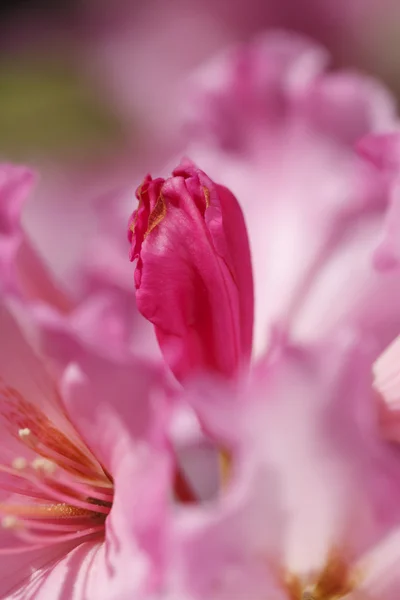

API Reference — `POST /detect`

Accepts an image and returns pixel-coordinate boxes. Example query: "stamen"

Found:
[0,461,111,515]
[2,515,20,529]
[18,428,37,445]
[0,482,56,501]
[43,448,101,478]
[0,384,114,556]
[48,470,114,504]
[18,428,40,454]
[14,476,110,515]
[12,457,28,470]
[32,457,56,475]
[18,428,31,439]
[30,437,109,481]
[13,524,105,547]
[19,519,100,532]
[0,502,94,519]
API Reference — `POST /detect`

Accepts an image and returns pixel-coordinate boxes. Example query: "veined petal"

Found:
[128,160,253,381]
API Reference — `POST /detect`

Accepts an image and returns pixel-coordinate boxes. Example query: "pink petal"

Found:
[356,527,400,600]
[373,335,400,402]
[216,184,254,367]
[0,164,34,295]
[60,351,169,474]
[60,357,173,597]
[0,539,78,599]
[373,334,400,443]
[0,164,35,235]
[20,452,171,599]
[0,163,71,310]
[300,70,396,144]
[0,304,84,463]
[105,446,171,594]
[357,133,400,272]
[34,289,162,368]
[357,132,400,173]
[15,239,72,312]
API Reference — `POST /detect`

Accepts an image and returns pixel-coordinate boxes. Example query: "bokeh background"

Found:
[2,0,400,284]
[2,0,400,164]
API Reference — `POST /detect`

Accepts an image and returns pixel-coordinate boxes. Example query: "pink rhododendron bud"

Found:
[128,160,254,381]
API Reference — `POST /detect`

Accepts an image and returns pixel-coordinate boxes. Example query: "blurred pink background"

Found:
[2,0,400,165]
[1,0,400,287]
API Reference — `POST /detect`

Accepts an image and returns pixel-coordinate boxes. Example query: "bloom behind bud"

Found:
[128,160,254,381]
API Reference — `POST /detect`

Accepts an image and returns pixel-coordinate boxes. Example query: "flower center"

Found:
[0,382,113,554]
[286,552,356,600]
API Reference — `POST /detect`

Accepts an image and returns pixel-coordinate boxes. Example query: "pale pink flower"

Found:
[164,335,400,599]
[127,160,253,381]
[0,303,170,599]
[183,32,400,357]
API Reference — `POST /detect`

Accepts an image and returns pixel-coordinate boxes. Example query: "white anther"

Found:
[18,428,31,439]
[12,457,28,470]
[1,516,20,529]
[31,457,56,475]
[18,428,38,448]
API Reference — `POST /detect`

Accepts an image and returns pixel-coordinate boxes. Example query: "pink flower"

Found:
[0,161,161,366]
[5,26,400,600]
[166,335,400,599]
[183,32,400,357]
[0,303,170,599]
[128,160,254,381]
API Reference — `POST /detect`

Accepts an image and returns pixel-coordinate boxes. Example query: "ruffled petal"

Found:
[175,334,400,597]
[183,32,397,355]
